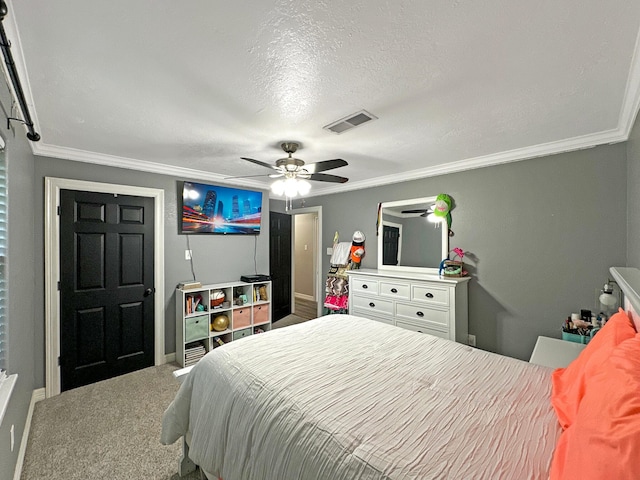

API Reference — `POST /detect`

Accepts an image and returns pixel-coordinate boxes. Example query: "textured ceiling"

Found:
[5,0,640,196]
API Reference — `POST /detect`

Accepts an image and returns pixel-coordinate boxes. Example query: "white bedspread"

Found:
[162,314,560,479]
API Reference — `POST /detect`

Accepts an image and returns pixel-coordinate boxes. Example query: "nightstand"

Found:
[529,336,587,368]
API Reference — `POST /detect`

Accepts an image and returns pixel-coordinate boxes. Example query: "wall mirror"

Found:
[377,196,449,274]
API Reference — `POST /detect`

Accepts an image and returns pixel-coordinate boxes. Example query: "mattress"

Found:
[162,314,560,479]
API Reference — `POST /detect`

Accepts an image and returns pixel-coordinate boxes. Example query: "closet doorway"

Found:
[291,207,323,319]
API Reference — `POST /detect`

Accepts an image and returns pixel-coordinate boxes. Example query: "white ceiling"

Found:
[5,1,640,196]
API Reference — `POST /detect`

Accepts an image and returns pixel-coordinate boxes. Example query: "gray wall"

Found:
[0,93,37,477]
[295,143,627,360]
[627,112,640,267]
[33,157,270,386]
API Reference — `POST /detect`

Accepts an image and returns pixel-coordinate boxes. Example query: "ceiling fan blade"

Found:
[224,174,272,179]
[308,172,349,183]
[240,157,279,170]
[303,159,348,173]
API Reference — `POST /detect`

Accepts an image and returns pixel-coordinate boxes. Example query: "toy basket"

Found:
[442,260,464,277]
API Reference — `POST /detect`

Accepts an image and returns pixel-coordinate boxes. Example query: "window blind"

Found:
[0,151,6,371]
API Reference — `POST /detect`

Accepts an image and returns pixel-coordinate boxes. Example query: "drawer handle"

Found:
[362,284,368,289]
[416,311,424,317]
[390,288,398,293]
[425,293,434,298]
[369,302,376,308]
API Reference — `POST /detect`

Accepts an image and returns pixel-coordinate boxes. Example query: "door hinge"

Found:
[57,356,61,366]
[57,205,60,215]
[57,281,61,291]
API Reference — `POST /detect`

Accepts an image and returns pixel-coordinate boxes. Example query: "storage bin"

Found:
[232,328,252,341]
[562,331,591,344]
[185,315,209,343]
[253,304,270,325]
[233,308,251,329]
[442,260,464,277]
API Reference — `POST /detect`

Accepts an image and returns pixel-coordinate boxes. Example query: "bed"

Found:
[161,267,640,480]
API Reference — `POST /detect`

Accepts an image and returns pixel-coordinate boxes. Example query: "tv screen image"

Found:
[181,181,263,234]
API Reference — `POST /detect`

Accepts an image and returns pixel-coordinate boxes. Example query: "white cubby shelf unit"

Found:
[176,280,272,367]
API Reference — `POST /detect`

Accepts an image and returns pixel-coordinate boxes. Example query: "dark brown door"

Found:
[382,225,400,266]
[59,190,155,391]
[269,211,292,321]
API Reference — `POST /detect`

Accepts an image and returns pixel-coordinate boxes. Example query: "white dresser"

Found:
[347,269,470,343]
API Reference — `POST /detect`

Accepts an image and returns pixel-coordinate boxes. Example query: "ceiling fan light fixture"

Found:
[427,213,443,224]
[297,179,312,196]
[271,179,285,196]
[284,178,299,197]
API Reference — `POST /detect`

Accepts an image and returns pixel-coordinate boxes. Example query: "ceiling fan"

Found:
[402,208,434,217]
[239,142,349,184]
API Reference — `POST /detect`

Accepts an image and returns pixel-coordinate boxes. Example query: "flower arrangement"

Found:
[451,247,465,261]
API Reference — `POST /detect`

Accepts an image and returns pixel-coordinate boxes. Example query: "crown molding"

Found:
[306,126,628,197]
[31,142,268,190]
[619,23,640,138]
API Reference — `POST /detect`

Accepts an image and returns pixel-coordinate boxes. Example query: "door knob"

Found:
[144,287,155,297]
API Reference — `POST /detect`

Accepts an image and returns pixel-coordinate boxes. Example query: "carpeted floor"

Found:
[21,364,200,480]
[21,314,319,479]
[293,296,318,319]
[272,313,312,328]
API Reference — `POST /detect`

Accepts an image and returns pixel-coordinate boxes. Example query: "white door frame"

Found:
[289,206,323,318]
[44,177,165,398]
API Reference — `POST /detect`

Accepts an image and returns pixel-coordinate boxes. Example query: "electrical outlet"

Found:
[10,424,14,452]
[468,334,476,347]
[185,250,192,260]
[326,247,333,255]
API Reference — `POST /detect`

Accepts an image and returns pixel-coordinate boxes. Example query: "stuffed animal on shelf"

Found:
[350,231,365,266]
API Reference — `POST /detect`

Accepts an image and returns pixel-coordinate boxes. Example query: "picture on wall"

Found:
[180,181,263,234]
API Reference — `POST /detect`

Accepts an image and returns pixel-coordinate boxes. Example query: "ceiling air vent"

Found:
[323,110,378,134]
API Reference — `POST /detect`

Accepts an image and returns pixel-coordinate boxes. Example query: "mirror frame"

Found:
[377,196,449,274]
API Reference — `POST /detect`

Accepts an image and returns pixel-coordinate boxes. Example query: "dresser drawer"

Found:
[351,307,394,325]
[396,319,449,339]
[379,281,410,300]
[351,277,379,295]
[411,284,449,306]
[396,302,449,327]
[351,295,394,316]
[185,315,209,343]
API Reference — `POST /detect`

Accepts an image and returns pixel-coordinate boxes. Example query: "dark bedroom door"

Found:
[269,211,292,321]
[59,190,155,391]
[382,225,400,266]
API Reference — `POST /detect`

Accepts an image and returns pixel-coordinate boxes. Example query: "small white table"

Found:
[529,336,587,368]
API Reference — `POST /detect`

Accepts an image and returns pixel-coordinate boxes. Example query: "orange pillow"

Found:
[551,308,636,429]
[549,334,640,479]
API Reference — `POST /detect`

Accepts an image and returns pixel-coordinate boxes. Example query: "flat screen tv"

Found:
[180,181,263,234]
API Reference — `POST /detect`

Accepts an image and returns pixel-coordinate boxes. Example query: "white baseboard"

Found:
[164,353,176,364]
[13,387,45,480]
[294,292,315,301]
